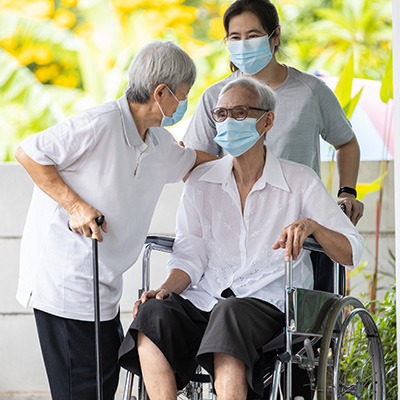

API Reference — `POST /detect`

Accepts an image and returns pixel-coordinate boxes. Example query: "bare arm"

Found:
[133,269,191,318]
[15,146,107,241]
[180,142,218,181]
[334,136,364,225]
[272,218,353,266]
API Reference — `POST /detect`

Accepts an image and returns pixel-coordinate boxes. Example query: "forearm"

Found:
[311,221,353,266]
[158,269,192,295]
[335,136,360,190]
[194,150,218,168]
[15,146,106,239]
[15,146,82,213]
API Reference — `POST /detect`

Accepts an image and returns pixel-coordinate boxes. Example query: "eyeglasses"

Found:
[211,105,269,122]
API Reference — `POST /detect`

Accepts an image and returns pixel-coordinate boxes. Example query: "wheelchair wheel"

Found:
[177,380,216,400]
[317,296,386,400]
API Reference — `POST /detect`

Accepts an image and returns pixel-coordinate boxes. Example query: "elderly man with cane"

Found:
[15,40,216,400]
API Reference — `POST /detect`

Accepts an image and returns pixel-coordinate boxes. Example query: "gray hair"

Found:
[125,41,196,104]
[218,77,276,111]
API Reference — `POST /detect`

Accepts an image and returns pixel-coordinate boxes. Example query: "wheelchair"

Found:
[122,235,386,400]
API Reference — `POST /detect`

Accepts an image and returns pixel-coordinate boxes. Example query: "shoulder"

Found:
[81,100,120,123]
[286,66,327,93]
[279,157,320,187]
[149,127,174,146]
[187,158,222,183]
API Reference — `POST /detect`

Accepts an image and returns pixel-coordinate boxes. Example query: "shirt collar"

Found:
[117,94,160,148]
[199,148,290,193]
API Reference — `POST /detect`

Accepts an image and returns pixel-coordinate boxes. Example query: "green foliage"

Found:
[333,50,363,120]
[0,0,393,161]
[339,285,397,399]
[380,50,393,103]
[307,0,392,80]
[373,285,398,399]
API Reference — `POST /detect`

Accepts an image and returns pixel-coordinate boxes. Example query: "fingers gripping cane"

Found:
[68,215,105,400]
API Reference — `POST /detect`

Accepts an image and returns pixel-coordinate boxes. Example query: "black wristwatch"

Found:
[337,186,357,198]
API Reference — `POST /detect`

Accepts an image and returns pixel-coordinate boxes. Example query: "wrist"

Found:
[64,192,85,215]
[337,186,357,198]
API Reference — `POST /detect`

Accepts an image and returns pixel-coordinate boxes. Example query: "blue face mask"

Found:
[214,116,265,157]
[157,87,188,127]
[227,31,275,75]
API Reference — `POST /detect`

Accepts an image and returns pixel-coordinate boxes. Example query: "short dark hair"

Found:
[223,0,280,72]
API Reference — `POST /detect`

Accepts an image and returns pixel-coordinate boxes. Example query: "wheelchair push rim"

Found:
[316,296,386,400]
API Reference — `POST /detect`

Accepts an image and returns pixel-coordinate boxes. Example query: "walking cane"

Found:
[69,215,105,400]
[92,215,105,400]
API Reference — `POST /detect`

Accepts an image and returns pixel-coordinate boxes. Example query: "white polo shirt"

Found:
[17,95,196,321]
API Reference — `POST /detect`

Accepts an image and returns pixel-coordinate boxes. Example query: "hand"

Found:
[337,196,364,226]
[133,288,169,318]
[272,218,316,262]
[68,201,107,242]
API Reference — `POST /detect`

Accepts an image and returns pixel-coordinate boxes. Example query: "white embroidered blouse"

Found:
[167,150,364,312]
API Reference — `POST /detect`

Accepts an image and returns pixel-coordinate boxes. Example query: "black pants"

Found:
[119,294,285,399]
[34,309,124,400]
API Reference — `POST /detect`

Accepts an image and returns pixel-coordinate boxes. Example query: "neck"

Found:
[244,57,287,89]
[128,101,161,141]
[233,141,266,186]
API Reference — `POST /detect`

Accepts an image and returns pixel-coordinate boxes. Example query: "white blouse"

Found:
[167,150,364,312]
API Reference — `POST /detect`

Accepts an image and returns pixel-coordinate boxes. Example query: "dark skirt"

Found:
[118,293,284,399]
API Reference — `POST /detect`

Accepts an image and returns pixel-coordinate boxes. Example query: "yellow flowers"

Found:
[34,45,53,65]
[0,37,18,52]
[208,17,224,40]
[34,64,60,82]
[52,8,76,29]
[0,0,54,20]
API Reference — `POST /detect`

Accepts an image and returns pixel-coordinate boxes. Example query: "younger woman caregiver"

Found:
[184,0,364,225]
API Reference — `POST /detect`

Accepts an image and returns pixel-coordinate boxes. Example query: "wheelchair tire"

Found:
[316,296,386,400]
[178,380,216,400]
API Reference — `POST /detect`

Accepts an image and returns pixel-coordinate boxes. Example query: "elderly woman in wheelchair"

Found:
[119,78,385,400]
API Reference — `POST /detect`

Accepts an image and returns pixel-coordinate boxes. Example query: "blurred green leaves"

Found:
[0,0,393,161]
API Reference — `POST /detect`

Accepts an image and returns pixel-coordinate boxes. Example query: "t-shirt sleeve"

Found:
[183,85,224,156]
[20,112,95,171]
[317,80,355,147]
[165,137,197,183]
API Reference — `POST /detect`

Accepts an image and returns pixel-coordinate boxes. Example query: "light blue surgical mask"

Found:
[227,31,275,75]
[157,87,188,127]
[214,116,265,157]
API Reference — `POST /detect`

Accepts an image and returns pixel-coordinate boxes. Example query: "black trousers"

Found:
[119,293,285,399]
[34,309,124,400]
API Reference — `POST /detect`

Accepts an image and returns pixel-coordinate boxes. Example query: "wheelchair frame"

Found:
[122,236,386,400]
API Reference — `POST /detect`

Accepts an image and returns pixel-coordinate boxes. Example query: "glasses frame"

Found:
[210,105,270,122]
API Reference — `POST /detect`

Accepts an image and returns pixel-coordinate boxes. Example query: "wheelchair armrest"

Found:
[303,235,324,253]
[145,235,175,249]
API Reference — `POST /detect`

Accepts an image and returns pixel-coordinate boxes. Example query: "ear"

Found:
[272,26,281,49]
[153,83,168,102]
[261,111,275,135]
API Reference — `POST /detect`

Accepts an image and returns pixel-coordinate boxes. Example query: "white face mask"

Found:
[214,113,266,157]
[156,86,188,127]
[227,30,276,75]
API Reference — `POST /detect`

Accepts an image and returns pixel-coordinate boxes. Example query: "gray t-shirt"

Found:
[184,66,355,176]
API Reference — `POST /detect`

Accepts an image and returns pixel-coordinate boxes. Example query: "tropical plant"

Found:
[341,284,397,400]
[304,0,392,80]
[0,0,233,161]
